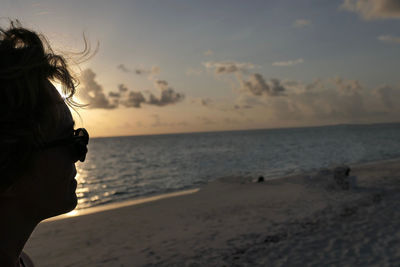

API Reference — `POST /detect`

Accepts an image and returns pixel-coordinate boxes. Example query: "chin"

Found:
[44,194,78,220]
[63,193,78,213]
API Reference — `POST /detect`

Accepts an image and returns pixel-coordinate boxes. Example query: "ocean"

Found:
[75,123,400,210]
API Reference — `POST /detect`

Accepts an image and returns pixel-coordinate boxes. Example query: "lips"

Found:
[71,178,77,191]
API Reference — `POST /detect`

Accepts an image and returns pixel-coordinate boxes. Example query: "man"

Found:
[0,20,89,267]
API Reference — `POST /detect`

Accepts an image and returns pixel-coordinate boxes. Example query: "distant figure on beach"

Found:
[0,21,89,266]
[333,165,357,190]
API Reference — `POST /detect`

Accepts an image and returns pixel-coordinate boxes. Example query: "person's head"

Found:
[0,20,89,221]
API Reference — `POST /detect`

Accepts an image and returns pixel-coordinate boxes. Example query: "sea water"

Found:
[75,123,400,210]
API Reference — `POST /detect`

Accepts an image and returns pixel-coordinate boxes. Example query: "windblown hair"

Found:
[0,20,89,191]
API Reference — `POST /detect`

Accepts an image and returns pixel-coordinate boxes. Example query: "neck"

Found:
[0,200,39,266]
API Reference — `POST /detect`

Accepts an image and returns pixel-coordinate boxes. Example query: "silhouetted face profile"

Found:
[17,81,80,221]
[0,21,91,224]
[0,21,92,266]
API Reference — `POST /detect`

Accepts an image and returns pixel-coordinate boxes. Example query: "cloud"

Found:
[147,80,185,106]
[203,61,255,74]
[236,77,400,124]
[272,58,304,67]
[202,61,396,125]
[240,74,287,96]
[78,69,117,109]
[77,69,184,109]
[121,91,146,108]
[333,77,363,95]
[117,64,130,73]
[119,81,184,108]
[341,0,400,20]
[204,49,214,56]
[233,104,253,110]
[135,66,160,76]
[378,35,400,44]
[117,64,160,78]
[118,84,129,92]
[191,97,214,106]
[374,85,400,108]
[293,19,311,28]
[108,92,121,98]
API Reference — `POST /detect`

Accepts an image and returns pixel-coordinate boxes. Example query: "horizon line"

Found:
[90,120,400,139]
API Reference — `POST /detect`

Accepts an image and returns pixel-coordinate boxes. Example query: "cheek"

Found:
[35,149,75,187]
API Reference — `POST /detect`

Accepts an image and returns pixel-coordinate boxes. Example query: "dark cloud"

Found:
[109,92,121,98]
[216,65,239,74]
[236,77,400,124]
[147,80,185,106]
[155,80,168,90]
[240,74,286,96]
[78,69,117,109]
[234,104,253,110]
[203,61,255,74]
[341,0,400,20]
[135,66,160,76]
[122,91,146,108]
[117,64,130,73]
[118,64,160,77]
[77,69,184,109]
[118,84,129,92]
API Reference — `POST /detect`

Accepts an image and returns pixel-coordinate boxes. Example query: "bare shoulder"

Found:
[20,251,35,267]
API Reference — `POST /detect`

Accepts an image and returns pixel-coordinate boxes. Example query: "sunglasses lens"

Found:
[72,143,87,162]
[79,145,88,162]
[73,129,89,162]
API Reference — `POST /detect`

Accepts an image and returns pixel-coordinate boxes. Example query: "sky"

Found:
[2,0,400,137]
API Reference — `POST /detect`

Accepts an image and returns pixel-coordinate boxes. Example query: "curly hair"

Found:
[0,20,90,191]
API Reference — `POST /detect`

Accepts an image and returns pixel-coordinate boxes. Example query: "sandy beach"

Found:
[24,159,400,266]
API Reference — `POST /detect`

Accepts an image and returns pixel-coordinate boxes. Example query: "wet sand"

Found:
[24,159,400,266]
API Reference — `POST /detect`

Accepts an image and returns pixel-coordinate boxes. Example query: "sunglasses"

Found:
[39,128,89,162]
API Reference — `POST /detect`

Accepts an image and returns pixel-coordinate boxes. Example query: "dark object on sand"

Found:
[258,176,264,183]
[333,165,351,190]
[372,193,383,203]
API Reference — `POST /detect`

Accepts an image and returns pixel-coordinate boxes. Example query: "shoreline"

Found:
[25,158,400,266]
[55,156,400,222]
[46,188,200,222]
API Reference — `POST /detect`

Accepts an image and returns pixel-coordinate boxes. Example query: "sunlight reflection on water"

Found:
[73,124,400,210]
